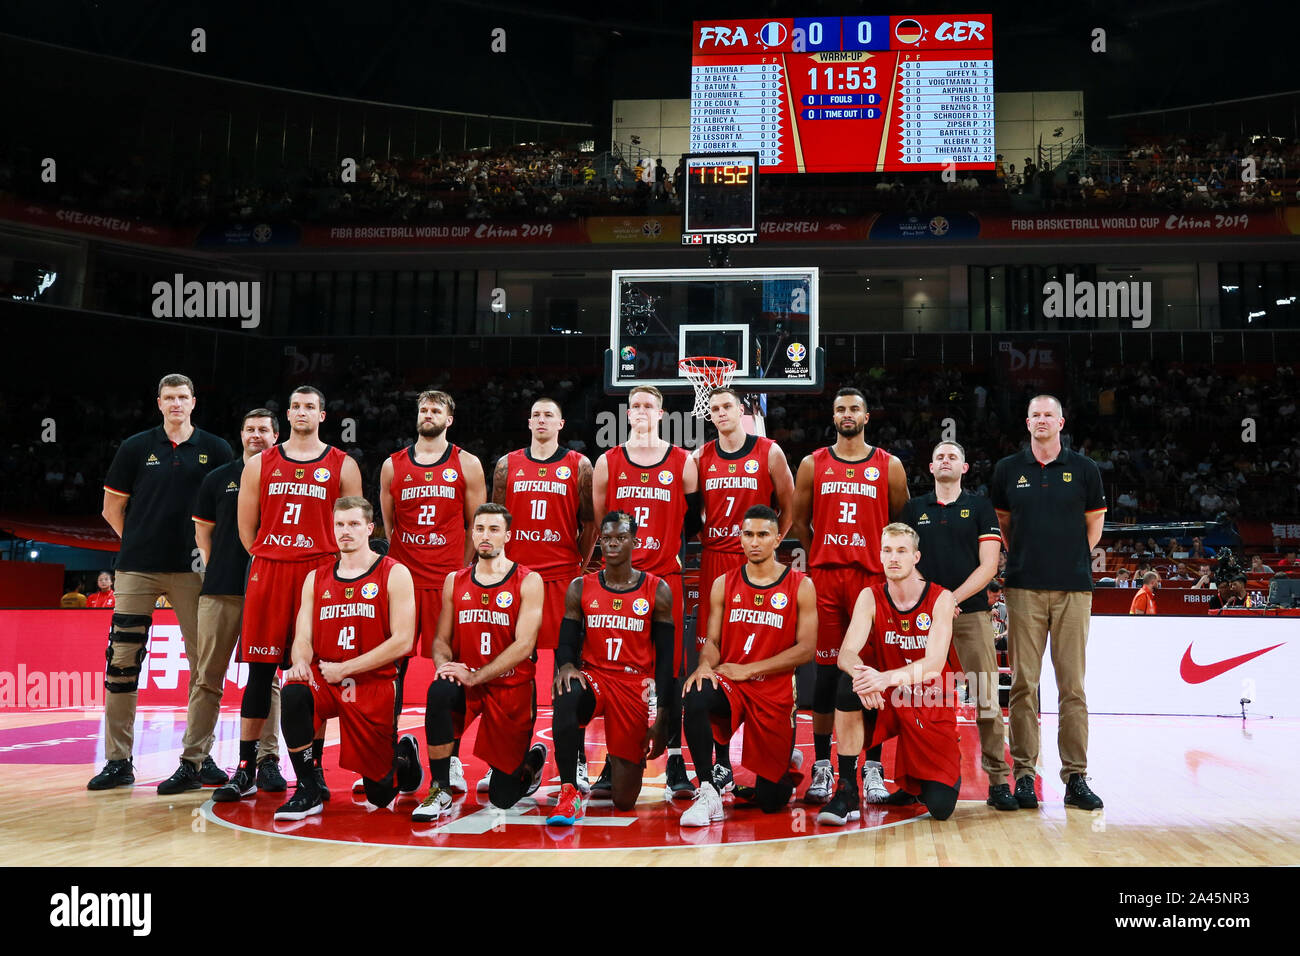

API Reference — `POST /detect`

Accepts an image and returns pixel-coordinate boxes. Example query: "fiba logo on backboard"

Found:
[783,341,810,378]
[786,343,806,364]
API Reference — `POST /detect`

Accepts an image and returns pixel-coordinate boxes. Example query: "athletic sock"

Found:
[311,737,325,766]
[288,748,317,794]
[667,747,682,758]
[432,756,451,789]
[715,742,732,769]
[814,733,831,763]
[238,739,257,772]
[451,738,461,759]
[838,753,857,784]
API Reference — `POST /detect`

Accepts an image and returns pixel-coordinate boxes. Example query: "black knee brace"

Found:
[920,779,960,821]
[755,775,794,814]
[812,662,840,714]
[425,679,464,747]
[240,662,279,720]
[834,669,864,712]
[363,774,399,809]
[104,613,152,693]
[487,765,527,810]
[280,683,315,749]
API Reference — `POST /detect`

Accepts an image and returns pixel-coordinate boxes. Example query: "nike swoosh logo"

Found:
[1179,643,1285,684]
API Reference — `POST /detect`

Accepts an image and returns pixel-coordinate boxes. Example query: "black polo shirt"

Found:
[103,426,234,573]
[192,458,249,596]
[901,490,1002,613]
[990,446,1106,591]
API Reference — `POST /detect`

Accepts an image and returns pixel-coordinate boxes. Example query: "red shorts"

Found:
[302,666,397,781]
[535,575,575,650]
[462,680,536,775]
[697,550,746,645]
[810,565,880,663]
[240,556,329,664]
[583,668,652,765]
[414,586,444,658]
[712,673,798,784]
[870,699,961,793]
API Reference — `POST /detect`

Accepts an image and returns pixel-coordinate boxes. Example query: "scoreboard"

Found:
[690,14,994,174]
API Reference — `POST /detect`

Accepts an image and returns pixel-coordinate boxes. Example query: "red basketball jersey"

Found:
[251,445,347,562]
[388,444,467,589]
[697,435,776,554]
[450,563,535,687]
[809,445,893,571]
[312,555,397,681]
[580,570,661,678]
[719,565,805,676]
[503,448,584,578]
[866,579,958,685]
[603,444,689,576]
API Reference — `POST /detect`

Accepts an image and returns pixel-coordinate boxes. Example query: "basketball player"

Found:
[791,386,908,804]
[592,385,699,796]
[380,389,486,793]
[680,506,817,826]
[547,511,675,824]
[274,497,422,820]
[492,396,596,788]
[820,523,960,824]
[691,385,795,791]
[412,503,548,820]
[215,386,362,803]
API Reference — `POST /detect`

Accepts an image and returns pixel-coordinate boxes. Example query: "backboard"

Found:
[605,267,822,394]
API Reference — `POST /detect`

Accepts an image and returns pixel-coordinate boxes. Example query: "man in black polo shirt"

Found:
[156,409,285,794]
[90,373,233,790]
[991,395,1106,812]
[902,440,1016,811]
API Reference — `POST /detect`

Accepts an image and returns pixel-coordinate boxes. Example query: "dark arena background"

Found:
[0,0,1296,918]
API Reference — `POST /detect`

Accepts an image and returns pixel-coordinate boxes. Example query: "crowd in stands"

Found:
[2,129,1297,228]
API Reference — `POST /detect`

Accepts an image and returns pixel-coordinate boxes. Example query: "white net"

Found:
[679,356,737,419]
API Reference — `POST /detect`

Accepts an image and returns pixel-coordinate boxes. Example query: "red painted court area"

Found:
[203,706,1010,851]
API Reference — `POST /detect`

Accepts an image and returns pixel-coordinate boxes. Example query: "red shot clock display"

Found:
[690,14,994,173]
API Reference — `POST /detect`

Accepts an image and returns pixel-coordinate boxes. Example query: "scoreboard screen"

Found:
[690,14,994,174]
[682,153,758,237]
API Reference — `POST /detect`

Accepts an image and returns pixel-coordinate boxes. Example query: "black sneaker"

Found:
[711,763,735,794]
[87,759,135,791]
[818,782,861,825]
[212,766,257,803]
[314,764,331,802]
[523,743,549,798]
[882,789,918,806]
[396,734,424,795]
[157,760,202,795]
[987,783,1019,811]
[274,783,324,821]
[256,756,287,793]
[590,762,613,793]
[1064,774,1104,811]
[1014,775,1039,809]
[665,754,694,800]
[198,757,229,786]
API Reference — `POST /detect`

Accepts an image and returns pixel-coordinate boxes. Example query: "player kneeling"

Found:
[547,511,675,824]
[413,504,547,821]
[680,506,817,827]
[275,498,423,821]
[820,523,961,825]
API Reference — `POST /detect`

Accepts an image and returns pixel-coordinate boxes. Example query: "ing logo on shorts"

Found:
[915,613,932,631]
[632,598,650,615]
[744,459,760,474]
[360,582,379,600]
[555,466,572,480]
[443,468,459,482]
[864,467,880,481]
[495,592,514,609]
[658,470,674,485]
[314,468,331,482]
[769,592,789,610]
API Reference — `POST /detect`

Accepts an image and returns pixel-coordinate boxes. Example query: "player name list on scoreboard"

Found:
[896,55,993,165]
[690,14,995,174]
[690,62,786,166]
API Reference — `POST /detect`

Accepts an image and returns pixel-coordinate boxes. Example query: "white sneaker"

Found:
[804,759,834,803]
[790,747,805,772]
[679,781,725,827]
[448,756,467,794]
[862,760,889,804]
[411,785,454,821]
[575,756,591,795]
[477,769,492,793]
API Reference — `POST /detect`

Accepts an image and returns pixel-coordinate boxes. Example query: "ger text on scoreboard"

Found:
[690,14,994,174]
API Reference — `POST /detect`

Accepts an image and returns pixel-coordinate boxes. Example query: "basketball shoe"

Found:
[861,760,889,804]
[818,780,861,826]
[679,781,725,827]
[412,784,454,821]
[547,783,586,825]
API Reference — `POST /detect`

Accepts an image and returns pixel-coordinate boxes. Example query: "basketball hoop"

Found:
[679,356,737,419]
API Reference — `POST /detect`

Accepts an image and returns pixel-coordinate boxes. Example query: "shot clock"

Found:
[681,153,758,245]
[690,13,994,174]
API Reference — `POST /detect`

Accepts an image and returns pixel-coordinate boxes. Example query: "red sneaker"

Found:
[546,783,586,825]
